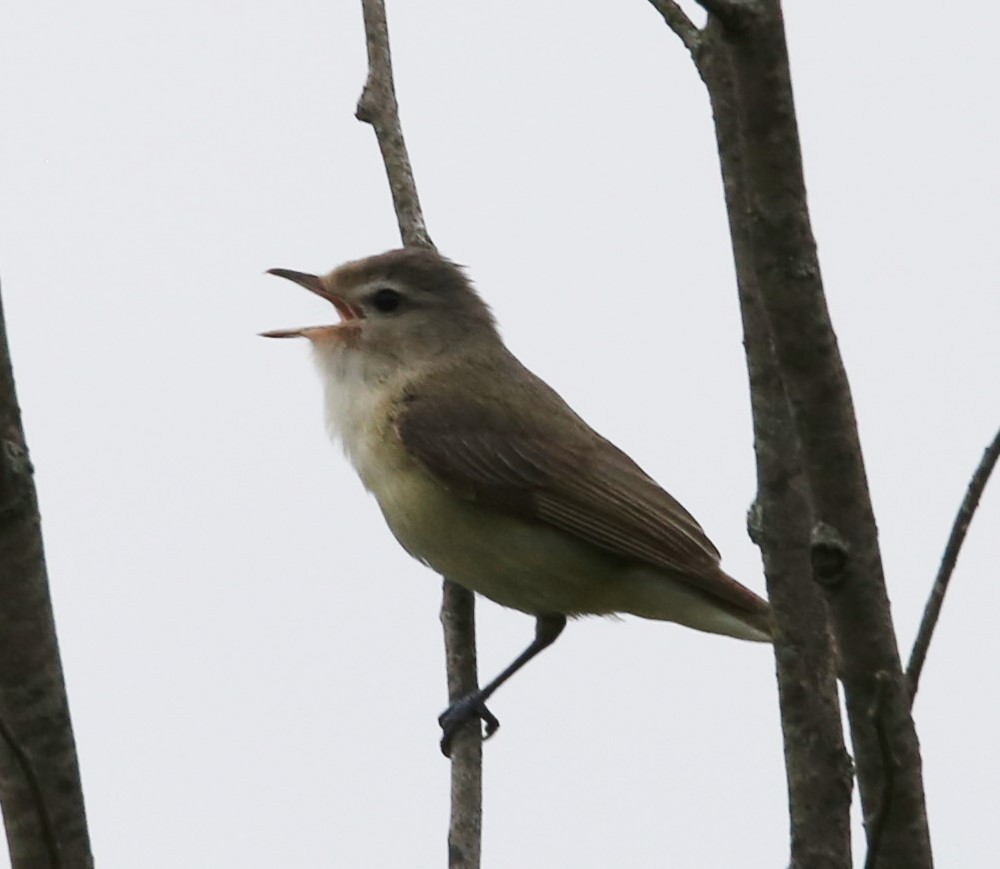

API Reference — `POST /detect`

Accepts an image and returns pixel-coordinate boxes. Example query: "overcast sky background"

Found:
[1,1,998,866]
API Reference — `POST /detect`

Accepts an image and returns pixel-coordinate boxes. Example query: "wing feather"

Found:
[396,356,765,615]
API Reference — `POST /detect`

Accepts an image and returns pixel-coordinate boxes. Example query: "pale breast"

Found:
[312,345,638,617]
[314,343,402,484]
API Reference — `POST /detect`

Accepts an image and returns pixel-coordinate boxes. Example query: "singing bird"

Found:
[264,247,771,754]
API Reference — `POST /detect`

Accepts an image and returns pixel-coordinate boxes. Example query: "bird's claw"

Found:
[438,694,500,757]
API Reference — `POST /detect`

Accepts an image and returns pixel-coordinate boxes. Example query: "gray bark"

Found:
[0,285,93,868]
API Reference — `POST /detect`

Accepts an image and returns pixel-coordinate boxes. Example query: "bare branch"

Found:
[647,1,701,55]
[704,6,933,860]
[440,581,482,869]
[355,3,482,865]
[356,0,433,249]
[907,424,1000,700]
[698,28,852,866]
[0,714,60,869]
[0,282,93,867]
[680,5,933,863]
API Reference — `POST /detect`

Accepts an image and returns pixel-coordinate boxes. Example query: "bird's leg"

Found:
[439,613,566,756]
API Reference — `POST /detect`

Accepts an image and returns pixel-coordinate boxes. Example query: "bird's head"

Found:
[262,247,498,373]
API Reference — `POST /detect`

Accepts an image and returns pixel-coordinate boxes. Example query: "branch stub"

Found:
[810,521,850,586]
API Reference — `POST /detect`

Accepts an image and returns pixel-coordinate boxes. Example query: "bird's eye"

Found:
[371,287,402,313]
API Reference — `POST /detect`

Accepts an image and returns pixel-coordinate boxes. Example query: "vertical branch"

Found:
[355,3,482,866]
[689,2,932,864]
[0,715,60,869]
[440,581,482,869]
[696,24,853,867]
[0,283,93,868]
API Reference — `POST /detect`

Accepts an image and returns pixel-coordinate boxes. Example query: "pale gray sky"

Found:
[1,1,997,866]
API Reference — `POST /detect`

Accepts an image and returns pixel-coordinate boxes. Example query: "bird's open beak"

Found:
[260,268,364,339]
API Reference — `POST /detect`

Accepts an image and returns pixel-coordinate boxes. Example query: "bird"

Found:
[263,246,771,755]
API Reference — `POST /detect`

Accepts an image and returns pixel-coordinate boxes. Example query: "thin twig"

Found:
[0,713,61,869]
[647,1,701,55]
[907,424,1000,701]
[356,0,432,249]
[355,3,482,867]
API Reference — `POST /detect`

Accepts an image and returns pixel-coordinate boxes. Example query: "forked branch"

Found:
[648,0,701,55]
[649,1,933,864]
[693,15,852,866]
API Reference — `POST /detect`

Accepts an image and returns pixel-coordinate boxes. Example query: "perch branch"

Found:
[356,3,482,867]
[440,581,483,869]
[907,424,1000,700]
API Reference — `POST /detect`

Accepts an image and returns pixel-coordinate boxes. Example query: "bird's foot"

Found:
[438,693,500,757]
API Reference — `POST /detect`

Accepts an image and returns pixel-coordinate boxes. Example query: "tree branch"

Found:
[0,282,93,868]
[0,714,60,869]
[647,1,701,55]
[440,581,482,869]
[688,5,933,863]
[355,3,482,866]
[907,424,1000,701]
[356,0,432,250]
[696,24,852,866]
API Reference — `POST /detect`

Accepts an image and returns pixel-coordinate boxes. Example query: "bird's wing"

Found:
[395,362,765,615]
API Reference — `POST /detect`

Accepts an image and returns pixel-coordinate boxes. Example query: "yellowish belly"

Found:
[365,455,624,616]
[356,439,767,641]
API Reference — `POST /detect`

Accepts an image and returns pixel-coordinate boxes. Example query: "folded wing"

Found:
[396,358,767,618]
